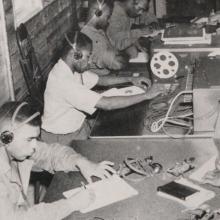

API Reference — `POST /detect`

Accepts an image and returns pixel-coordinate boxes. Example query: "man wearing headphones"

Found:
[0,101,115,220]
[81,0,128,76]
[107,0,161,59]
[41,31,163,145]
[131,0,159,31]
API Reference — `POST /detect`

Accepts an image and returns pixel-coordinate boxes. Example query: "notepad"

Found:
[157,178,215,208]
[63,175,138,213]
[101,86,145,97]
[157,181,199,201]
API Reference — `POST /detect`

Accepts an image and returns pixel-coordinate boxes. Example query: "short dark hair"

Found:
[0,101,41,128]
[61,31,92,58]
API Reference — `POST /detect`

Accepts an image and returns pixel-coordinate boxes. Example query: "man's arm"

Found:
[96,93,149,110]
[107,15,153,51]
[32,142,115,183]
[32,141,92,173]
[95,83,165,110]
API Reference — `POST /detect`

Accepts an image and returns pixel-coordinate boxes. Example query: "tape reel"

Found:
[150,52,179,79]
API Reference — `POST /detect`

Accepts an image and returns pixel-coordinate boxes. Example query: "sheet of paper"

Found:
[189,155,217,182]
[63,175,138,213]
[101,86,145,97]
[129,52,148,63]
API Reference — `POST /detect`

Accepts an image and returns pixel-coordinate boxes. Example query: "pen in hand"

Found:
[81,181,87,190]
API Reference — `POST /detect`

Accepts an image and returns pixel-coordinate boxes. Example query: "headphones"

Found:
[0,102,40,145]
[95,0,105,17]
[65,32,83,60]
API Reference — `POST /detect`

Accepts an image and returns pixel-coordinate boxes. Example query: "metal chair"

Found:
[16,23,45,113]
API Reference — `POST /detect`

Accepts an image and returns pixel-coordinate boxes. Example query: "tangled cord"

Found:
[150,90,193,132]
[144,83,194,138]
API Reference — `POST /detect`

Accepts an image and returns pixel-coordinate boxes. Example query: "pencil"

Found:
[81,181,86,189]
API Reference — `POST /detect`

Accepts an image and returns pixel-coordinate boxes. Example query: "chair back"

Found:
[16,23,45,112]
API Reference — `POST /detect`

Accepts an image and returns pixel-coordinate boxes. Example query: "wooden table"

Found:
[43,138,220,220]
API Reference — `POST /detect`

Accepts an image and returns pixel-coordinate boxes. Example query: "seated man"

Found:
[107,0,161,58]
[0,101,115,220]
[131,0,159,30]
[41,32,161,145]
[82,0,128,76]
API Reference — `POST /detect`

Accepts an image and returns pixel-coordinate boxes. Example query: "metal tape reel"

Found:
[150,52,179,79]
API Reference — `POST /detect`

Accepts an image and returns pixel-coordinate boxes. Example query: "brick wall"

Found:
[3,0,78,100]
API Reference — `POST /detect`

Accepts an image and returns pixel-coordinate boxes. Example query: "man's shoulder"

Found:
[81,26,102,40]
[47,59,73,85]
[33,141,62,157]
[49,59,67,74]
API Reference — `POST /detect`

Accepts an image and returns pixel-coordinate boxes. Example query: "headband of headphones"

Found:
[95,0,105,17]
[0,102,40,145]
[65,33,76,50]
[65,32,82,60]
[12,102,40,131]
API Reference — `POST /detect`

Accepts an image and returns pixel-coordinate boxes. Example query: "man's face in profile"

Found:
[134,0,149,16]
[126,0,149,18]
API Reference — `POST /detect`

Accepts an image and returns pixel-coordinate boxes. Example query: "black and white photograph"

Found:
[1,0,220,219]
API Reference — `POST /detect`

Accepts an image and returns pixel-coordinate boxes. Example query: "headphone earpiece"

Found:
[95,0,104,17]
[0,131,14,145]
[95,9,103,17]
[73,50,83,60]
[0,102,40,145]
[65,32,83,61]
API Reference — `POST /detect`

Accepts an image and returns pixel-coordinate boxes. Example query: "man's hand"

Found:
[144,83,167,99]
[135,41,149,54]
[148,30,163,38]
[202,169,220,187]
[141,26,163,38]
[68,188,95,211]
[131,77,152,90]
[78,160,116,183]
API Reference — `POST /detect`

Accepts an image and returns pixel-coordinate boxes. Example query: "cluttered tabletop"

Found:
[44,22,220,220]
[43,138,220,220]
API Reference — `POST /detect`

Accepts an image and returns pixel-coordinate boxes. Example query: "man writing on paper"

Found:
[107,0,161,59]
[0,101,116,220]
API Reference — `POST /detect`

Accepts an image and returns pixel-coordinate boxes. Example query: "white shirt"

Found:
[42,59,101,134]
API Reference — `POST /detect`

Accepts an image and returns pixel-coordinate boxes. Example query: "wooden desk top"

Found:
[44,138,220,220]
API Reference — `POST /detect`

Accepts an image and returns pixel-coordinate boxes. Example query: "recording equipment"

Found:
[150,51,179,79]
[0,102,40,145]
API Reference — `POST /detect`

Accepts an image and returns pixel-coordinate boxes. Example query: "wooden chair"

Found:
[16,23,45,113]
